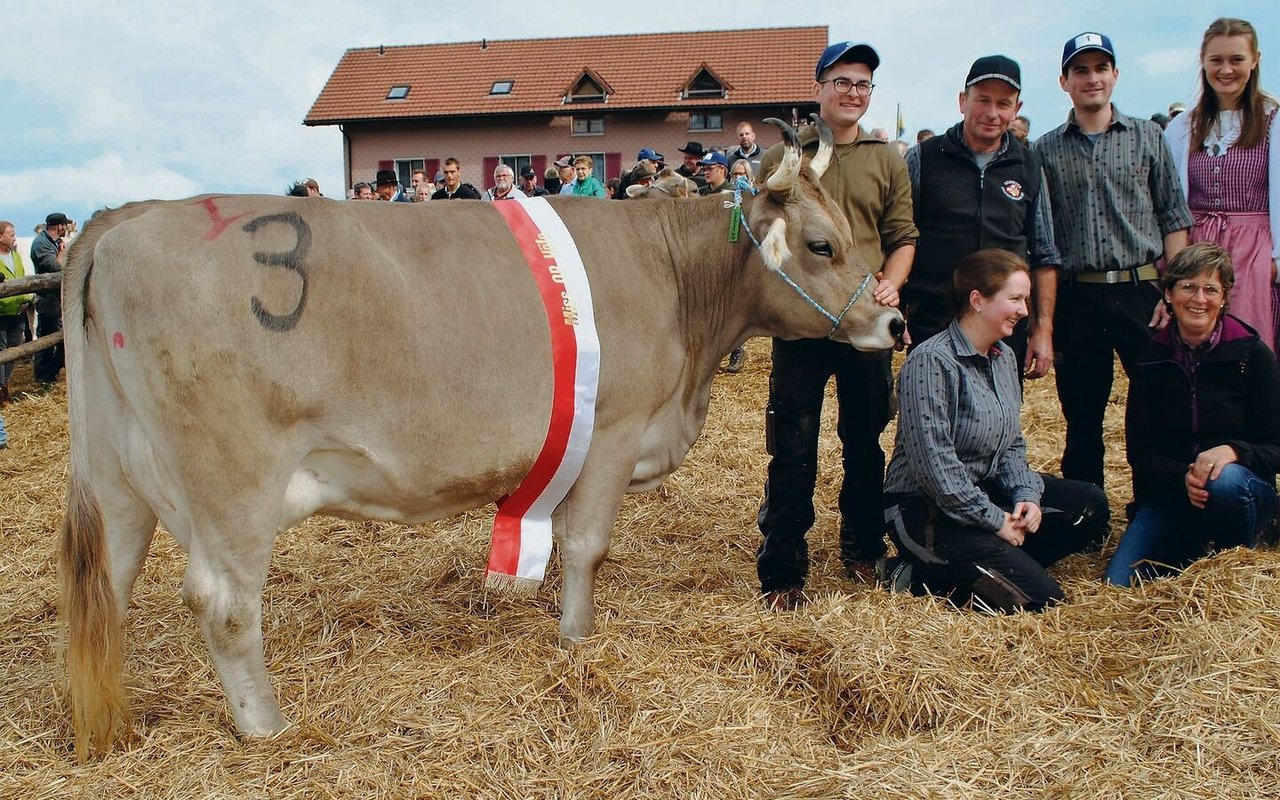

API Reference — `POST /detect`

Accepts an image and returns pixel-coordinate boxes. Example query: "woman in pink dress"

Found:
[1165,17,1279,350]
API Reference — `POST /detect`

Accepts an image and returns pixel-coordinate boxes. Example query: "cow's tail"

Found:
[59,207,135,761]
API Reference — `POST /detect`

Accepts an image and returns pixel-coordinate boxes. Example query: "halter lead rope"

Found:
[728,177,874,340]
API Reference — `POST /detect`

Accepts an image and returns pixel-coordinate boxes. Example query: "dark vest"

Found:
[907,124,1042,309]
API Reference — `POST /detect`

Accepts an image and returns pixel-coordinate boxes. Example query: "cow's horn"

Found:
[807,114,835,179]
[763,117,801,193]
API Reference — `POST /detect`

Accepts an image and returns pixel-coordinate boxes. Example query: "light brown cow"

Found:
[60,119,904,759]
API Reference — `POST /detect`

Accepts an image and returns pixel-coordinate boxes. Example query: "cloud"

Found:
[0,153,201,221]
[1138,48,1196,78]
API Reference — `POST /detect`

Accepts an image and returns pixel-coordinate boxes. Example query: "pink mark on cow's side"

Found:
[112,332,125,349]
[190,197,252,241]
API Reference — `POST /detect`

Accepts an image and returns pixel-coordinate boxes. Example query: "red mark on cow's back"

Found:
[112,332,125,349]
[190,197,252,241]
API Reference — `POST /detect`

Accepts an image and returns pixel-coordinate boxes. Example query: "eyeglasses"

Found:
[1174,281,1224,298]
[818,77,875,97]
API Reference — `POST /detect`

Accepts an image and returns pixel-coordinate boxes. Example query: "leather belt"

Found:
[1068,264,1159,285]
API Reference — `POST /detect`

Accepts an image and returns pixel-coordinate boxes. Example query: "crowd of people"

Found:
[0,212,71,448]
[330,124,770,206]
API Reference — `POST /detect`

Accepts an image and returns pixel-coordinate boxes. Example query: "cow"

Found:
[59,118,905,759]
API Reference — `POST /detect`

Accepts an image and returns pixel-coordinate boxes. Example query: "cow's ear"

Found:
[759,217,791,272]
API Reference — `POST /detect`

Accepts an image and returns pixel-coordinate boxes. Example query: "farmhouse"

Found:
[304,26,824,195]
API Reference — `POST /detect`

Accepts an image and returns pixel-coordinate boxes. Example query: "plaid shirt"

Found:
[1033,106,1193,273]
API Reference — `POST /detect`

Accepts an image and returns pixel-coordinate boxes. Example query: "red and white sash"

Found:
[486,197,600,591]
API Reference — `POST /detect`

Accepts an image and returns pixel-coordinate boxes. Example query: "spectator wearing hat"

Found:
[31,212,72,387]
[754,40,918,606]
[374,169,412,202]
[483,164,527,201]
[518,166,550,198]
[552,157,577,195]
[636,147,665,172]
[1168,101,1186,119]
[675,141,709,189]
[727,123,765,175]
[570,156,605,198]
[617,161,658,199]
[431,158,482,200]
[697,151,732,195]
[902,55,1061,380]
[1033,31,1192,488]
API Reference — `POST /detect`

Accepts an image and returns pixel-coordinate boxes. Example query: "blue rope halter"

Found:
[729,177,874,340]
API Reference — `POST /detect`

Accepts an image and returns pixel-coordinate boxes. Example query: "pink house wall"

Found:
[341,106,810,193]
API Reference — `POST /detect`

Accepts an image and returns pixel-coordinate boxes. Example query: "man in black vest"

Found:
[902,55,1060,378]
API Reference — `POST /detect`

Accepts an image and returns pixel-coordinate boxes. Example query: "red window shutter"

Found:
[377,160,393,170]
[482,156,499,190]
[425,158,440,181]
[604,152,622,181]
[532,155,547,181]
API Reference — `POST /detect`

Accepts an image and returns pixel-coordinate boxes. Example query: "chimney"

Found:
[481,39,488,50]
[379,45,385,56]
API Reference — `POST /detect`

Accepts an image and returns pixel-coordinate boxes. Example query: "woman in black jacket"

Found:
[1105,242,1280,585]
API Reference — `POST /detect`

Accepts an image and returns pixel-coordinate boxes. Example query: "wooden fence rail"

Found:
[0,273,63,367]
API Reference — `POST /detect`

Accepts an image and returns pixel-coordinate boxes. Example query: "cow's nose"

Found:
[889,317,906,339]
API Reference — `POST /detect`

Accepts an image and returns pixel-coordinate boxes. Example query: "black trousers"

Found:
[756,337,893,592]
[885,474,1109,611]
[33,309,64,384]
[1053,279,1160,487]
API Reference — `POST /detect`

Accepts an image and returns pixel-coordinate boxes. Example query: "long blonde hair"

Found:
[1189,18,1275,151]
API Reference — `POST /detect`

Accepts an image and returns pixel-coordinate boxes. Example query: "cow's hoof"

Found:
[762,587,806,611]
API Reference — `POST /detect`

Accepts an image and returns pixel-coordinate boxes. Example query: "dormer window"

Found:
[682,66,728,100]
[490,80,514,95]
[386,85,410,100]
[565,69,611,104]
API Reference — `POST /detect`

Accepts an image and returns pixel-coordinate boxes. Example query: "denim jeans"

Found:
[1105,463,1278,586]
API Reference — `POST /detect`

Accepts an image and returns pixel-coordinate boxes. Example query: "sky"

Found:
[3,0,1277,238]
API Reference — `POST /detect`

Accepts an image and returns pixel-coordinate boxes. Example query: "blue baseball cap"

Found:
[1061,32,1115,69]
[700,151,729,169]
[816,41,880,79]
[637,147,664,162]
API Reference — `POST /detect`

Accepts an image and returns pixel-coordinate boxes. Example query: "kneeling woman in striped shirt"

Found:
[882,249,1110,612]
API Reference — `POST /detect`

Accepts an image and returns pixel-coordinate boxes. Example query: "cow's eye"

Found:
[807,240,833,257]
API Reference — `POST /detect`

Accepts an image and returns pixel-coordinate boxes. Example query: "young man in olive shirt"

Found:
[755,41,918,606]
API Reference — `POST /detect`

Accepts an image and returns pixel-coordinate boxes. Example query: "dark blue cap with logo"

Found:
[637,147,664,162]
[1061,32,1115,69]
[816,41,880,79]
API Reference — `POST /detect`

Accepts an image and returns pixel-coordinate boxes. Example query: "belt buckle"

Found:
[1104,270,1126,285]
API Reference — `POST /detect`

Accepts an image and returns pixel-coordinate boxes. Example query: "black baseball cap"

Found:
[965,55,1021,91]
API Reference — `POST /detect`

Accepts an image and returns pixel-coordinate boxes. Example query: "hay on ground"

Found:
[1,345,1277,799]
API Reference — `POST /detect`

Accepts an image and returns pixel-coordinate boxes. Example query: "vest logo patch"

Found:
[1001,180,1025,201]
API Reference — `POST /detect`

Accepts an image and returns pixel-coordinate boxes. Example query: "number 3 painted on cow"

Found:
[242,212,311,332]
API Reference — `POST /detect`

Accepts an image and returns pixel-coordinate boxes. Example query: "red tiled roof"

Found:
[305,26,827,125]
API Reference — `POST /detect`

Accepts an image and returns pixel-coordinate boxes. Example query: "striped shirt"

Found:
[1033,106,1193,273]
[884,320,1043,530]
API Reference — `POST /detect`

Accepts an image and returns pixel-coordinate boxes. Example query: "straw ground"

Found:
[1,345,1277,799]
